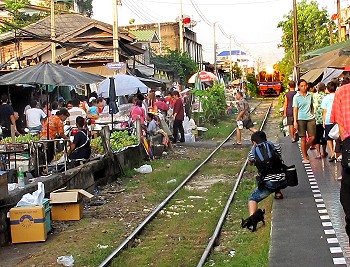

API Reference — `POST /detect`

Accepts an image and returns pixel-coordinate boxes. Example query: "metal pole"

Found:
[113,0,120,63]
[213,22,217,75]
[179,0,184,53]
[51,0,56,63]
[229,36,233,81]
[337,0,342,42]
[292,0,299,79]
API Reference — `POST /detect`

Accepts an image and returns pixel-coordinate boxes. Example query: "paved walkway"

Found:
[270,136,349,267]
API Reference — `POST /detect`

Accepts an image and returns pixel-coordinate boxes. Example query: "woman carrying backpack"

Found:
[247,131,287,216]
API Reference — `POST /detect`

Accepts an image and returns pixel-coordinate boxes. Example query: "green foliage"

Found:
[193,82,226,122]
[246,73,259,97]
[277,0,335,79]
[232,62,243,79]
[0,0,45,33]
[151,48,198,85]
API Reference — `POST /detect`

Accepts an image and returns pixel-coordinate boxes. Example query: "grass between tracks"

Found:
[17,99,273,267]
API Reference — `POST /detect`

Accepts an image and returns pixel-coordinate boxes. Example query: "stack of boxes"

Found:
[9,188,93,243]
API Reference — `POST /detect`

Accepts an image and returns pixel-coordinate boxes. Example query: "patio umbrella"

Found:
[0,61,104,86]
[188,71,218,83]
[108,77,118,130]
[0,61,104,140]
[97,74,148,97]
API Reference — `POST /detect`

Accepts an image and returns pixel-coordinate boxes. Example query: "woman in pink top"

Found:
[130,96,145,125]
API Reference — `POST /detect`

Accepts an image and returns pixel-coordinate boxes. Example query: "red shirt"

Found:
[173,98,184,121]
[330,84,350,140]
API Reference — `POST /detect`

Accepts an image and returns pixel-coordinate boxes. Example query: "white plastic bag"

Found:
[134,164,152,174]
[57,255,74,267]
[328,124,339,139]
[16,182,45,207]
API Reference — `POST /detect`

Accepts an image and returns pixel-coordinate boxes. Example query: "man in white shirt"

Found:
[67,98,86,127]
[25,100,47,132]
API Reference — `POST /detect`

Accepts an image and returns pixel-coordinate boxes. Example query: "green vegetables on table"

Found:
[110,131,138,152]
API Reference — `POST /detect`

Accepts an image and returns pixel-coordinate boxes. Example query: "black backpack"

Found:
[251,141,284,176]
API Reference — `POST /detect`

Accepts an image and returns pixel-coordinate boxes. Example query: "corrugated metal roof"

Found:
[130,30,159,42]
[217,50,246,56]
[0,13,112,42]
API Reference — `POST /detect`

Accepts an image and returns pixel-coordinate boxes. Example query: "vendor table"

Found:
[0,144,28,171]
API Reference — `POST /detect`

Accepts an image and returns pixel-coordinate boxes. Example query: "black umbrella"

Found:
[108,77,118,130]
[0,61,104,86]
[0,62,104,140]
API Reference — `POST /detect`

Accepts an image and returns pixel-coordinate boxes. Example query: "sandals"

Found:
[315,155,322,159]
[274,192,284,199]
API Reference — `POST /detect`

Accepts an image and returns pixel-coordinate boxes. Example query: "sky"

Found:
[92,0,341,68]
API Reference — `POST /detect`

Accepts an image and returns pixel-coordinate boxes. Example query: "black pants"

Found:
[341,137,350,243]
[173,119,185,142]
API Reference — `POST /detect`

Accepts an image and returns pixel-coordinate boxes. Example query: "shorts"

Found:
[287,116,294,125]
[297,119,316,137]
[242,119,254,129]
[325,124,335,141]
[315,124,326,145]
[249,180,287,202]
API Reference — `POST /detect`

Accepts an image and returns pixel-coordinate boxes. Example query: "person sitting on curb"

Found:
[247,131,288,216]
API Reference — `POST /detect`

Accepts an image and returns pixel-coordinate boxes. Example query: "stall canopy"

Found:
[97,74,148,97]
[0,62,104,86]
[298,48,350,70]
[321,68,344,85]
[300,68,323,83]
[303,40,350,57]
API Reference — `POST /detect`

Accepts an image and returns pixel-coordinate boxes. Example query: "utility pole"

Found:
[113,0,120,63]
[179,0,184,53]
[229,36,233,81]
[51,0,56,63]
[213,22,217,75]
[337,0,342,42]
[292,0,299,79]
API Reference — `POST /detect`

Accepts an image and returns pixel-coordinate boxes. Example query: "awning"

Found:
[321,68,344,85]
[298,48,350,70]
[300,68,323,83]
[304,40,350,57]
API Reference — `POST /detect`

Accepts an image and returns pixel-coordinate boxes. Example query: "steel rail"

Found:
[196,102,272,267]
[98,102,263,267]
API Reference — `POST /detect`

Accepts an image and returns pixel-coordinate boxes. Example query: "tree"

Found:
[232,62,242,80]
[0,0,45,33]
[246,73,259,97]
[39,0,93,17]
[151,48,198,85]
[277,0,336,78]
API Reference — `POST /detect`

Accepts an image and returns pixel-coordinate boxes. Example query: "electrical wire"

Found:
[124,0,170,23]
[123,0,154,24]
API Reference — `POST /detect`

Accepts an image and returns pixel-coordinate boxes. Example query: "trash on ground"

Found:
[16,182,45,206]
[134,164,152,174]
[167,179,177,183]
[97,244,109,249]
[57,255,74,266]
[229,249,236,257]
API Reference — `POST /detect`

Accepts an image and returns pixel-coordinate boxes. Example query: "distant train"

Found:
[258,69,282,96]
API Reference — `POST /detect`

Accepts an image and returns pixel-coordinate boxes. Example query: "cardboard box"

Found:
[0,171,8,199]
[10,205,47,243]
[50,189,93,221]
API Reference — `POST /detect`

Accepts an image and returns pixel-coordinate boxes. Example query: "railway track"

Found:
[99,101,273,267]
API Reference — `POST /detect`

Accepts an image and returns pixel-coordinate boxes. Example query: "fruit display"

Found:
[109,130,138,152]
[0,134,40,144]
[90,136,105,156]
